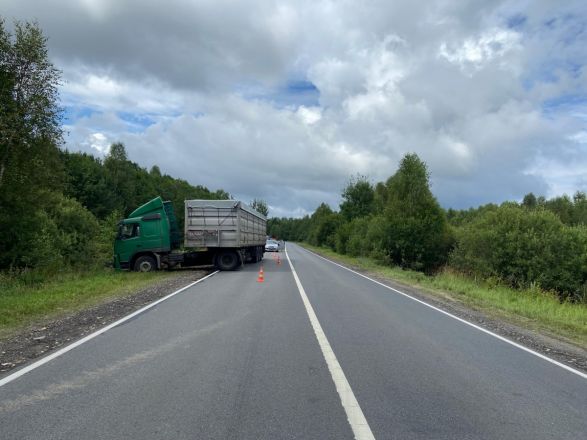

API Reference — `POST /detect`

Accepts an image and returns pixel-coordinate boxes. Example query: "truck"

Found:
[113,197,267,271]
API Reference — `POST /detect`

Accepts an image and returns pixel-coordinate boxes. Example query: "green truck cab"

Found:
[114,197,266,272]
[114,197,180,271]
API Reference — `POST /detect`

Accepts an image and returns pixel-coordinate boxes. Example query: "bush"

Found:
[45,192,100,267]
[365,215,392,262]
[346,217,371,257]
[450,204,587,301]
[0,191,99,270]
[307,204,341,249]
[334,221,352,254]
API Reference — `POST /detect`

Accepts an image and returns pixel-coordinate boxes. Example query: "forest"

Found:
[268,154,587,303]
[0,20,228,274]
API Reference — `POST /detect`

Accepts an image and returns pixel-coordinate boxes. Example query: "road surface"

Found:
[0,243,585,439]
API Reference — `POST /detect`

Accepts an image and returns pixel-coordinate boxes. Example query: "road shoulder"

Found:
[0,270,210,377]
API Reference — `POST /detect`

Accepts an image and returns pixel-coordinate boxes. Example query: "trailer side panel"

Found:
[184,200,266,249]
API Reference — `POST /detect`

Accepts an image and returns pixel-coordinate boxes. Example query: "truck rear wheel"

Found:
[134,255,157,272]
[215,250,240,271]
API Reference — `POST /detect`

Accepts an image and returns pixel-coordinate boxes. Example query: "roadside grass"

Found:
[298,243,587,349]
[0,269,175,339]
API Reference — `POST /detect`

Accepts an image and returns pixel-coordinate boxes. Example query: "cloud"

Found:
[3,0,587,216]
[438,28,522,74]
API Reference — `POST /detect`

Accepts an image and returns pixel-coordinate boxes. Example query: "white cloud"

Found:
[4,0,586,216]
[297,106,321,125]
[85,132,110,154]
[569,131,587,144]
[439,28,522,74]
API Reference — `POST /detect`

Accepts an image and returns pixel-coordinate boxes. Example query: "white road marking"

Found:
[284,246,376,440]
[299,245,587,380]
[0,271,220,388]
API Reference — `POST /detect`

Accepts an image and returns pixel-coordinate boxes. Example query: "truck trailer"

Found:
[113,197,266,271]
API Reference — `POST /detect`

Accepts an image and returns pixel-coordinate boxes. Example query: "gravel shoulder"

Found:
[306,247,587,374]
[0,270,210,377]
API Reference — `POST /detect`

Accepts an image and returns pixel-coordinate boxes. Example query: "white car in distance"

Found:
[265,240,279,252]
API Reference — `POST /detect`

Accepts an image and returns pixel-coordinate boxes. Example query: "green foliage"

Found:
[44,192,100,267]
[522,192,537,209]
[447,203,499,227]
[307,203,341,249]
[383,154,453,271]
[250,198,269,216]
[450,205,587,301]
[95,210,123,264]
[339,175,374,221]
[373,182,388,212]
[514,191,587,226]
[345,217,371,257]
[0,19,65,270]
[0,191,98,269]
[61,150,118,218]
[0,19,63,192]
[334,220,352,254]
[541,192,587,226]
[267,216,310,241]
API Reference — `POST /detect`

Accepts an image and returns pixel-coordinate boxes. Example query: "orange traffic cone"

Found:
[257,266,265,283]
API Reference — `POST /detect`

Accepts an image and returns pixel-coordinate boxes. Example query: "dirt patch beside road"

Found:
[0,270,211,377]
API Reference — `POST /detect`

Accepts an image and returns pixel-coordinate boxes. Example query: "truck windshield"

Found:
[118,223,139,240]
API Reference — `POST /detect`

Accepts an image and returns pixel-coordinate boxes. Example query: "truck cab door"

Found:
[114,222,141,268]
[139,213,165,251]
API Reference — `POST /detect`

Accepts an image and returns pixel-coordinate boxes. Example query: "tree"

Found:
[150,165,162,177]
[103,142,137,214]
[384,153,452,271]
[544,195,574,225]
[0,19,63,189]
[522,192,537,209]
[571,191,587,226]
[373,181,388,211]
[250,198,269,216]
[61,150,118,218]
[0,19,66,269]
[339,175,375,220]
[213,189,231,200]
[307,203,340,248]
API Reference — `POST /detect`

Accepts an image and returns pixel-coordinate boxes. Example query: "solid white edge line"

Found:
[0,270,220,388]
[297,245,587,380]
[285,245,376,440]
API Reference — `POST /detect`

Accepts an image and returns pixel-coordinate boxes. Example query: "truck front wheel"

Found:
[215,250,240,271]
[134,255,157,272]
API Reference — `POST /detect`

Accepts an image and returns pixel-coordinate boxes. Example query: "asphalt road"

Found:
[0,243,586,439]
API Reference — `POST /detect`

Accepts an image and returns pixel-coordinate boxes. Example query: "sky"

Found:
[3,0,587,217]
